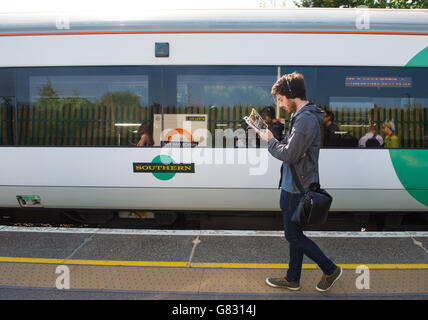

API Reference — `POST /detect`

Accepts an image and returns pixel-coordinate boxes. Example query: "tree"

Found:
[296,0,428,8]
[38,78,59,100]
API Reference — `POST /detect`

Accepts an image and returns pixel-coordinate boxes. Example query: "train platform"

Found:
[0,226,427,300]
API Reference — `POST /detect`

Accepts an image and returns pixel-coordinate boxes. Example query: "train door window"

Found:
[316,66,428,149]
[0,68,15,145]
[15,67,162,146]
[161,66,277,148]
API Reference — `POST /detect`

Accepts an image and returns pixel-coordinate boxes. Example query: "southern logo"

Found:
[133,155,195,180]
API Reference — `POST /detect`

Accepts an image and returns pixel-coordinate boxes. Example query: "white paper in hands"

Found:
[243,108,268,132]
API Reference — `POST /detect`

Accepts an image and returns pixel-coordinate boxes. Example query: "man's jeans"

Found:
[280,189,337,283]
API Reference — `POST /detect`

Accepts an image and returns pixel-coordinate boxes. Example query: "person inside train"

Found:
[261,105,284,141]
[359,123,383,148]
[381,120,400,148]
[137,121,154,147]
[322,110,341,147]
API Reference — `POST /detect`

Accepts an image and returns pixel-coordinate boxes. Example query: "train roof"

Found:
[0,8,428,35]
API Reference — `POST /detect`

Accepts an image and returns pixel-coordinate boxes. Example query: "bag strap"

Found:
[287,115,306,195]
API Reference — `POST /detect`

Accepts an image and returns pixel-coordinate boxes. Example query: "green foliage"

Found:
[203,85,274,107]
[98,90,141,107]
[296,0,428,8]
[38,78,58,101]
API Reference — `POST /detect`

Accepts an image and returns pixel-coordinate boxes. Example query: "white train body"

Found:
[0,8,427,212]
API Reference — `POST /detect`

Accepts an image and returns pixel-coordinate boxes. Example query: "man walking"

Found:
[258,72,342,292]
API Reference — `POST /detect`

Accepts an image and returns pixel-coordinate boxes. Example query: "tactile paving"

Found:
[197,268,428,294]
[0,263,59,288]
[105,267,205,292]
[0,262,427,295]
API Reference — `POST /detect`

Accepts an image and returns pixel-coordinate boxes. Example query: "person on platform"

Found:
[258,72,342,292]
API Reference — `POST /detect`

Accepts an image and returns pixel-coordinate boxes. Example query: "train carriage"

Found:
[0,8,427,223]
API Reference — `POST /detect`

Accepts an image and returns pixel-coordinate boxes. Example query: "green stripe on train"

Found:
[406,47,428,67]
[389,149,428,207]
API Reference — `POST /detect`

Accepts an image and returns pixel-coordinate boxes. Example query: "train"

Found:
[0,8,427,226]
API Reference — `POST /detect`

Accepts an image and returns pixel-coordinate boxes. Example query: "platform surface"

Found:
[0,226,427,300]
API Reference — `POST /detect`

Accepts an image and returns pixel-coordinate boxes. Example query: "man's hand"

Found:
[257,129,274,142]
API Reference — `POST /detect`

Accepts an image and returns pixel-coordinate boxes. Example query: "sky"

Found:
[0,0,298,13]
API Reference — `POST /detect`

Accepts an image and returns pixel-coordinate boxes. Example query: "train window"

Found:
[161,66,277,148]
[15,67,162,146]
[315,66,428,149]
[13,65,426,149]
[0,68,15,145]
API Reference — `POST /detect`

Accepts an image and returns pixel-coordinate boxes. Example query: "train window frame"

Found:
[0,68,16,146]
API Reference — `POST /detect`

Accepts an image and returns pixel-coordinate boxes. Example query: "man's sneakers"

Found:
[266,266,343,292]
[265,277,301,291]
[315,266,343,292]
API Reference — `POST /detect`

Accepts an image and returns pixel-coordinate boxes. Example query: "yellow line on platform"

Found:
[0,257,427,269]
[0,257,188,268]
[189,263,428,269]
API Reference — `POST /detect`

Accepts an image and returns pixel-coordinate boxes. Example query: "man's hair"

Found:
[271,72,307,100]
[261,106,276,120]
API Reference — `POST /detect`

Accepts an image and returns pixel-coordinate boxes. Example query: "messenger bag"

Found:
[289,165,333,227]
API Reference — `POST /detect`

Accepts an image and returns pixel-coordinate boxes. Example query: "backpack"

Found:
[338,133,358,148]
[365,136,381,148]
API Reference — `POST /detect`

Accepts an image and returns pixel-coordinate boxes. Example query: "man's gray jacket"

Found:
[268,103,325,193]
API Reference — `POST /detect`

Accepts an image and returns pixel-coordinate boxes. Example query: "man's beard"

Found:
[288,100,297,114]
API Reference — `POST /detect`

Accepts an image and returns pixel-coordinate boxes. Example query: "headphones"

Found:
[285,76,295,99]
